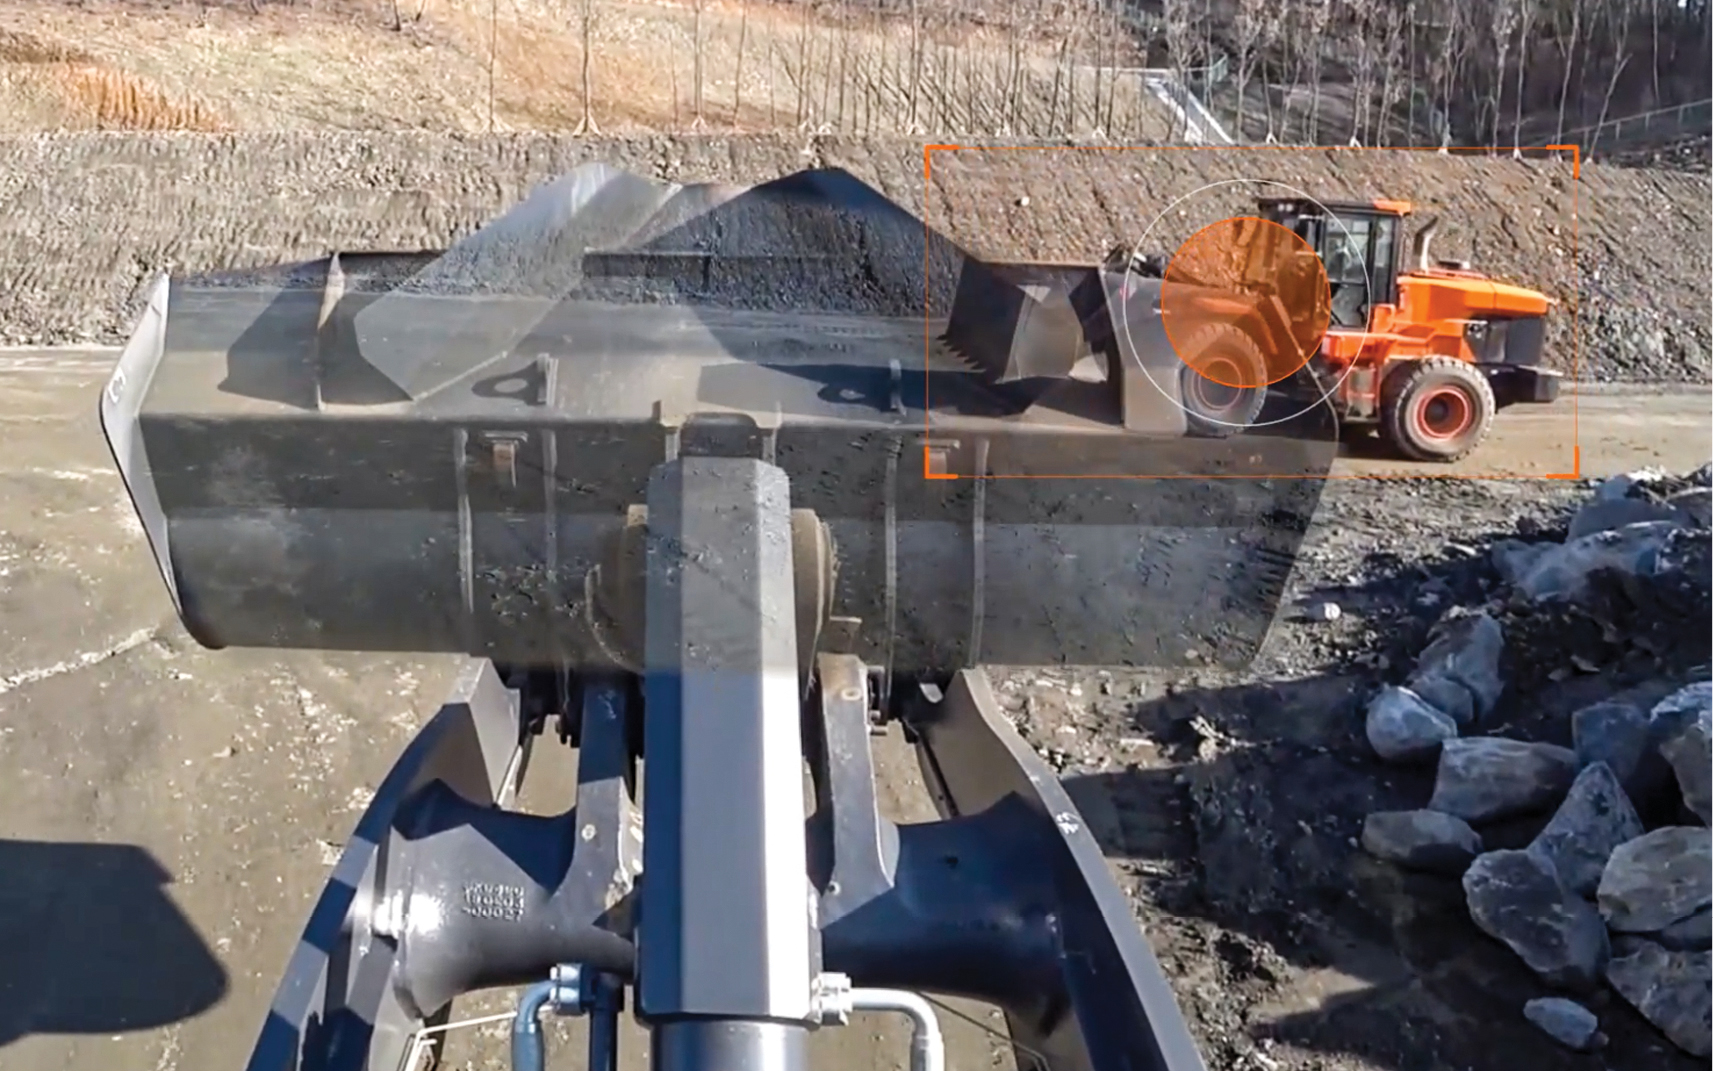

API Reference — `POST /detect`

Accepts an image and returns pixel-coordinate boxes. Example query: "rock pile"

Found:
[1360,468,1713,1058]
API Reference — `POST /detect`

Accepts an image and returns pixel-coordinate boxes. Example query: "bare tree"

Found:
[1257,3,1284,141]
[1649,0,1661,106]
[1510,0,1537,147]
[908,0,923,132]
[835,0,850,130]
[1062,16,1084,135]
[1404,0,1418,141]
[691,0,706,128]
[1488,0,1521,146]
[1373,0,1405,144]
[486,0,497,133]
[1047,31,1070,134]
[732,0,750,129]
[1589,0,1635,155]
[1553,0,1580,142]
[1003,0,1026,134]
[818,19,837,131]
[795,4,812,127]
[1588,53,1633,157]
[1429,0,1466,145]
[574,0,600,134]
[1301,0,1330,142]
[1348,0,1381,145]
[1162,0,1194,141]
[1103,0,1124,134]
[1232,0,1266,141]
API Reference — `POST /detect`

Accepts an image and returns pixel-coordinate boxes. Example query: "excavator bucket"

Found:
[100,163,1338,1071]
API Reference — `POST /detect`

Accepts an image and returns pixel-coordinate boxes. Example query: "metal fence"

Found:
[1561,98,1713,156]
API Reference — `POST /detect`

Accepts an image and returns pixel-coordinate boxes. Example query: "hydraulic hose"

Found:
[848,988,945,1071]
[511,980,557,1071]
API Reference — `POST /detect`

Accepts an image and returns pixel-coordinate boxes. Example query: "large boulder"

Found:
[1428,737,1579,824]
[1491,521,1685,602]
[1598,826,1713,934]
[1572,698,1674,804]
[1567,495,1689,540]
[1463,848,1610,991]
[1529,762,1645,897]
[1652,683,1713,824]
[1409,609,1505,724]
[1360,809,1483,875]
[1365,685,1458,764]
[1605,938,1712,1057]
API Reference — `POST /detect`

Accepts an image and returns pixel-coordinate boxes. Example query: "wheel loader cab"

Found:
[1254,197,1407,331]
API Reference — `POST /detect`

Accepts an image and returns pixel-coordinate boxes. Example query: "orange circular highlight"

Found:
[1160,216,1332,389]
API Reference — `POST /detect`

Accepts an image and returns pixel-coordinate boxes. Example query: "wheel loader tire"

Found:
[1177,322,1269,438]
[1381,357,1496,462]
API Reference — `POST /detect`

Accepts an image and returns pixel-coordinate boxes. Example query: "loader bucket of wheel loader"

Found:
[939,258,1105,387]
[100,163,1339,1071]
[938,250,1242,436]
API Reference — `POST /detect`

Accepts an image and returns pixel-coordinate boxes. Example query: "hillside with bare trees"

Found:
[1165,0,1712,158]
[1,0,1707,162]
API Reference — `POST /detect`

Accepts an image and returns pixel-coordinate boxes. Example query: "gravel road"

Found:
[0,347,1705,1071]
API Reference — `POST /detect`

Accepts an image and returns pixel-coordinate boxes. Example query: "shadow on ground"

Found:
[0,839,227,1046]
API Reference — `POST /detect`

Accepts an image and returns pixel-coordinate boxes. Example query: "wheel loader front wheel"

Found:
[1381,357,1496,462]
[1177,323,1269,438]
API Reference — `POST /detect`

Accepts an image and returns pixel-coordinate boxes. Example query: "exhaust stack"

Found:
[1412,215,1441,271]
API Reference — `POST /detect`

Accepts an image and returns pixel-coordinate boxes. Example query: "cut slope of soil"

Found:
[0,133,1706,383]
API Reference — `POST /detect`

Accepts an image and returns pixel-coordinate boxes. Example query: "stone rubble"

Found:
[1491,520,1690,603]
[1573,697,1673,804]
[1653,684,1713,824]
[1597,827,1713,935]
[1530,762,1646,897]
[1364,685,1460,764]
[1360,809,1484,875]
[1353,467,1713,1060]
[1605,939,1713,1058]
[1523,996,1607,1052]
[1463,847,1612,991]
[1427,737,1579,823]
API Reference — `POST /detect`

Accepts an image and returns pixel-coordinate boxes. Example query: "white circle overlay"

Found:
[1110,177,1378,432]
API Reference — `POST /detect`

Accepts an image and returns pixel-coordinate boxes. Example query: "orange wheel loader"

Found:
[940,196,1561,463]
[1247,197,1563,462]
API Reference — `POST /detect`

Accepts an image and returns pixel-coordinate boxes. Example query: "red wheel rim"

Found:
[1411,386,1473,441]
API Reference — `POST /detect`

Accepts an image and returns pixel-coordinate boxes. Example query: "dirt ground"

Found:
[0,348,1706,1071]
[1,134,1707,383]
[0,348,1017,1071]
[0,127,1707,1071]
